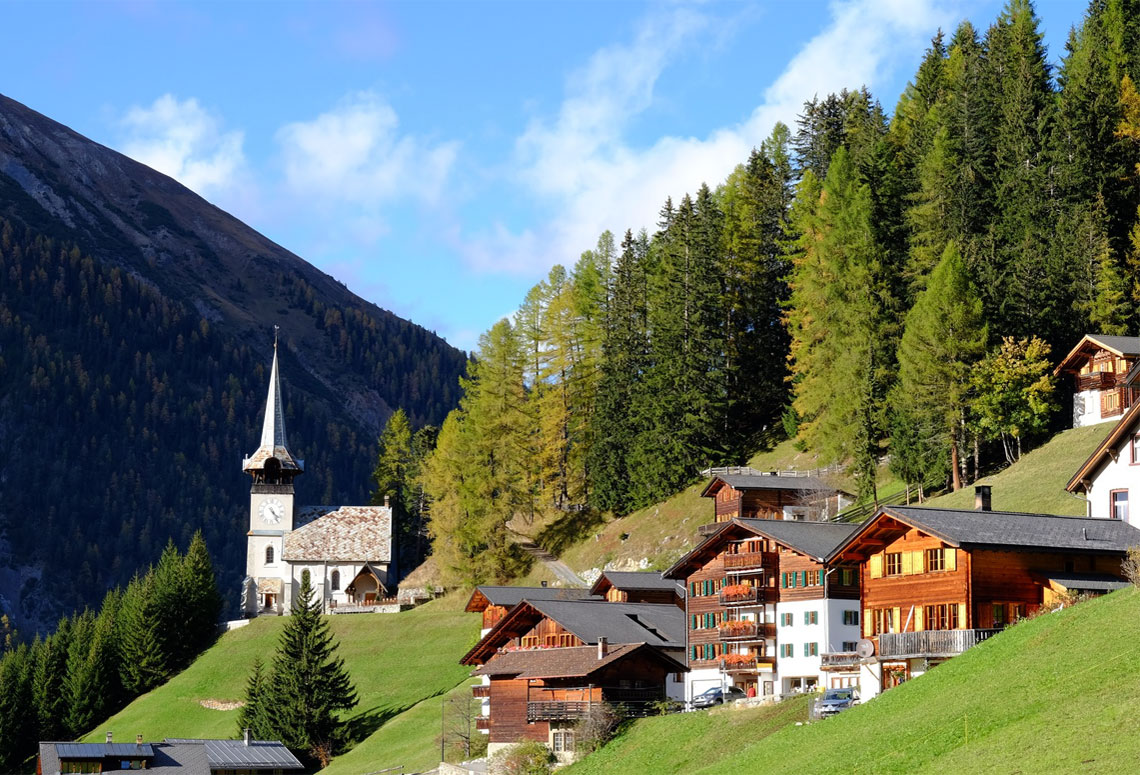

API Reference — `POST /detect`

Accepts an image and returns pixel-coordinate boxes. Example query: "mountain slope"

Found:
[0,93,467,627]
[567,586,1140,774]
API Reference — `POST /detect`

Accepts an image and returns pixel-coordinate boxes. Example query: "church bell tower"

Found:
[241,330,303,615]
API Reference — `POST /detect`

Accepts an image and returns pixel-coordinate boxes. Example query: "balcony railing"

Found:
[718,655,774,672]
[528,701,590,721]
[527,691,664,722]
[820,652,860,670]
[472,685,491,698]
[724,552,767,570]
[717,621,775,641]
[878,628,1002,658]
[1077,371,1116,392]
[719,587,763,606]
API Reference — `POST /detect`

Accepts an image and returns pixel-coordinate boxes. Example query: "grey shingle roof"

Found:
[525,599,686,648]
[736,519,861,561]
[597,571,683,592]
[1083,334,1140,355]
[879,506,1140,553]
[474,642,686,679]
[1045,572,1131,592]
[714,474,839,492]
[165,739,303,769]
[474,586,599,608]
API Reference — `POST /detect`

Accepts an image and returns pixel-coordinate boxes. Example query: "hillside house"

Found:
[663,519,862,702]
[38,735,302,775]
[1067,402,1140,526]
[699,473,853,535]
[826,500,1140,699]
[465,586,599,636]
[588,571,685,606]
[1054,334,1140,427]
[460,597,686,759]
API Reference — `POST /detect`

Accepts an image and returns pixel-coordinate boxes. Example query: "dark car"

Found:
[817,687,858,717]
[691,686,747,709]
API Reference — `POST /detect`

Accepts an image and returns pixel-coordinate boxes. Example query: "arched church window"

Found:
[331,570,340,591]
[265,545,274,565]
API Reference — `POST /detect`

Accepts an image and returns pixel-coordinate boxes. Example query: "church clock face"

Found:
[259,497,285,525]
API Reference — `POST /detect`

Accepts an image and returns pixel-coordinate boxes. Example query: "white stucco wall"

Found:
[1073,389,1112,428]
[1085,443,1140,526]
[684,667,723,704]
[774,598,862,694]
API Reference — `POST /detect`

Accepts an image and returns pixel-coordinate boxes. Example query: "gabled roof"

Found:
[1067,406,1135,492]
[828,505,1140,563]
[39,739,302,775]
[283,505,391,562]
[473,642,687,679]
[662,518,860,578]
[163,740,303,770]
[460,598,685,665]
[700,473,846,498]
[589,571,684,598]
[464,585,598,613]
[1054,334,1140,375]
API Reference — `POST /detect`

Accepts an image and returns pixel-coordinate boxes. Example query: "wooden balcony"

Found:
[717,621,776,641]
[820,652,860,670]
[527,689,664,721]
[475,716,490,731]
[718,655,774,672]
[528,701,590,721]
[472,685,491,698]
[878,628,1002,659]
[1077,371,1117,392]
[723,551,774,571]
[719,587,763,606]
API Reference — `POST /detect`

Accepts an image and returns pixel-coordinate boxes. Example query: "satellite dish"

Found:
[855,639,875,658]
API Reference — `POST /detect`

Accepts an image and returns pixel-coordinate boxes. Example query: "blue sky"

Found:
[2,0,1080,351]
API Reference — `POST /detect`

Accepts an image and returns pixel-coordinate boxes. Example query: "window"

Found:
[1112,490,1129,521]
[61,763,102,774]
[780,643,794,658]
[265,545,274,564]
[839,568,856,586]
[803,642,818,657]
[781,612,793,627]
[925,548,945,572]
[924,604,959,631]
[1011,603,1026,622]
[804,611,818,625]
[874,608,894,635]
[521,635,539,647]
[1132,434,1140,464]
[842,610,859,626]
[842,641,858,652]
[884,553,902,575]
[992,603,1007,627]
[552,729,575,753]
[331,570,340,591]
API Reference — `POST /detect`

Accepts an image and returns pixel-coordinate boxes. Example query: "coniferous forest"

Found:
[421,0,1140,585]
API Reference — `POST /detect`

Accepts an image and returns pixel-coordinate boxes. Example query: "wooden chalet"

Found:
[464,585,598,634]
[460,597,686,757]
[699,473,852,535]
[588,571,684,606]
[663,519,861,699]
[826,499,1140,697]
[1054,334,1140,427]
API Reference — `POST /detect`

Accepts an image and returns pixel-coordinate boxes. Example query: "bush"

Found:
[573,703,621,755]
[488,740,555,775]
[1122,546,1140,587]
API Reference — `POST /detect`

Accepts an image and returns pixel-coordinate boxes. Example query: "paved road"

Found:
[511,535,588,587]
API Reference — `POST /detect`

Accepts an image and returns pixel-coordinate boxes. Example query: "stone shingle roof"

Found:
[524,599,686,648]
[473,642,685,679]
[283,505,391,562]
[735,519,860,561]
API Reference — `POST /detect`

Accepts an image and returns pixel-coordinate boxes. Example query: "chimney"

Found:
[244,728,251,747]
[540,580,548,588]
[136,735,143,747]
[597,637,608,660]
[106,732,113,744]
[975,486,992,512]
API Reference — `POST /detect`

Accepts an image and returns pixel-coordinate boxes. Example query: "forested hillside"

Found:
[418,0,1140,586]
[0,94,467,629]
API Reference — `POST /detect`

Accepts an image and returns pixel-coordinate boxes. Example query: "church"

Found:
[241,337,394,616]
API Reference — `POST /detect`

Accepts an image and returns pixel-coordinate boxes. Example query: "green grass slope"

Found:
[567,587,1140,775]
[85,603,478,774]
[927,423,1109,515]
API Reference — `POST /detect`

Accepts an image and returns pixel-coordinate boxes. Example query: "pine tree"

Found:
[182,531,223,661]
[895,243,988,490]
[269,570,357,763]
[33,617,72,741]
[118,571,170,694]
[0,645,35,771]
[236,658,275,741]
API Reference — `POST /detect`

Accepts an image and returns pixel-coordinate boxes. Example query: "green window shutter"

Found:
[691,615,697,629]
[803,643,809,657]
[780,573,786,588]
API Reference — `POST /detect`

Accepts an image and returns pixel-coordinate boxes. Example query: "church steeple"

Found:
[243,329,303,481]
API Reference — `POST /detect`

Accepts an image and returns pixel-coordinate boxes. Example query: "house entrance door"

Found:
[263,593,277,610]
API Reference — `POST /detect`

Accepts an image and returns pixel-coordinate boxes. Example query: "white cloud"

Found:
[276,91,458,206]
[472,0,951,275]
[119,94,246,197]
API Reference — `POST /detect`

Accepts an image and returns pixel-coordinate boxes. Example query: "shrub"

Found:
[488,740,555,775]
[573,703,621,755]
[1122,546,1140,587]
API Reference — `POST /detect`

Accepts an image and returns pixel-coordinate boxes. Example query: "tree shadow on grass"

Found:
[535,509,607,556]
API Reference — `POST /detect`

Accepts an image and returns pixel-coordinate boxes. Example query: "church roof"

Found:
[283,506,392,562]
[243,340,303,473]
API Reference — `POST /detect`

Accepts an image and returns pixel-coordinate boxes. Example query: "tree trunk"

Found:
[950,439,962,491]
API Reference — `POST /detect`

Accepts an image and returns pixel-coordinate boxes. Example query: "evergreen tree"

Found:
[894,243,988,490]
[0,645,35,771]
[371,409,416,568]
[118,571,170,694]
[268,570,357,763]
[34,617,72,741]
[63,610,95,736]
[236,658,275,741]
[182,531,223,661]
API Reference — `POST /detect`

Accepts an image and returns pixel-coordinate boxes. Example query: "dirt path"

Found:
[511,534,588,587]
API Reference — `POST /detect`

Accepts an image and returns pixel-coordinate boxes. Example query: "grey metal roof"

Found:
[56,743,155,759]
[475,585,599,607]
[598,571,683,592]
[880,506,1140,553]
[715,474,839,492]
[164,739,303,770]
[525,599,686,648]
[736,519,861,561]
[1045,572,1131,592]
[1084,334,1140,355]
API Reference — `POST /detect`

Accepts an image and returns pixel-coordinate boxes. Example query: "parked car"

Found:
[691,686,747,709]
[817,687,858,717]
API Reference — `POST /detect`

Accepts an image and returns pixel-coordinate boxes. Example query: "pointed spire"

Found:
[243,328,303,474]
